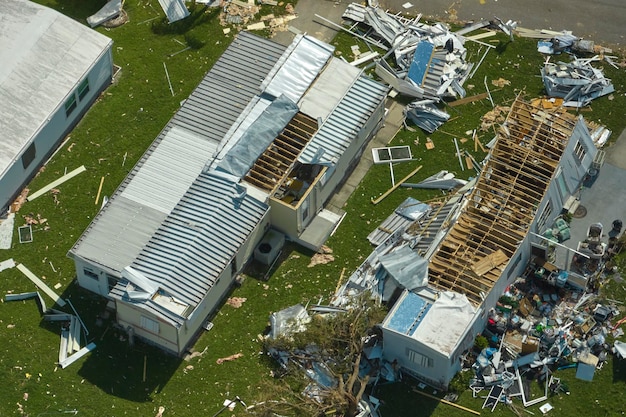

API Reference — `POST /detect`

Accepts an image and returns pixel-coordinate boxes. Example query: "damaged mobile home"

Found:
[68,32,388,355]
[334,97,602,388]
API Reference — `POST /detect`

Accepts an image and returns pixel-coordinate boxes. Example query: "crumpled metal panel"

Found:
[158,0,189,23]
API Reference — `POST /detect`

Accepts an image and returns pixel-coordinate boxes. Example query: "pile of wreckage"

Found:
[541,57,615,108]
[339,4,516,134]
[467,273,626,413]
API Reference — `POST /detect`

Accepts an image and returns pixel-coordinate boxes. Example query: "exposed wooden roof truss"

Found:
[244,112,318,193]
[428,98,577,305]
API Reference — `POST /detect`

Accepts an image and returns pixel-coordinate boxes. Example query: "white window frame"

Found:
[140,316,160,334]
[574,141,586,162]
[407,349,434,368]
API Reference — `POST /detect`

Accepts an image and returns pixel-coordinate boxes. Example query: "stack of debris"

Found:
[403,100,450,133]
[467,271,625,412]
[541,57,615,107]
[342,4,472,101]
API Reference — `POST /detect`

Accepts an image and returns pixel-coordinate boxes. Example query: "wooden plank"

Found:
[16,263,66,307]
[371,165,423,205]
[95,176,105,205]
[471,249,507,276]
[448,92,488,107]
[27,165,87,201]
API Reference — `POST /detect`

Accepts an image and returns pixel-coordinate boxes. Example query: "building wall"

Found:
[0,48,113,211]
[74,256,119,297]
[116,301,180,354]
[270,198,299,237]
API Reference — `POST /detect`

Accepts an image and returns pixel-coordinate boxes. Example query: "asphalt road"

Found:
[377,0,626,49]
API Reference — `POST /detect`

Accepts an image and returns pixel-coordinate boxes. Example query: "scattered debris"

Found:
[155,406,166,417]
[541,57,615,107]
[308,245,335,267]
[226,297,247,308]
[216,352,243,364]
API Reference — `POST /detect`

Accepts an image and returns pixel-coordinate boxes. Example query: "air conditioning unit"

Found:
[254,229,285,266]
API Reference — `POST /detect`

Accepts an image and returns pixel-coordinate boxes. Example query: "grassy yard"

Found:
[1,1,626,416]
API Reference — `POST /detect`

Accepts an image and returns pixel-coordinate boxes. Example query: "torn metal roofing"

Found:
[157,0,189,23]
[69,32,286,271]
[298,75,389,166]
[427,98,579,305]
[0,0,112,177]
[367,197,430,246]
[261,34,334,103]
[404,100,450,133]
[217,95,299,178]
[110,170,269,327]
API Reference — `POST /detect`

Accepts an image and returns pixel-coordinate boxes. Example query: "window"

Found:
[574,141,586,162]
[21,143,36,169]
[140,316,160,334]
[78,78,90,101]
[64,93,77,117]
[83,268,99,281]
[537,200,552,231]
[407,349,433,368]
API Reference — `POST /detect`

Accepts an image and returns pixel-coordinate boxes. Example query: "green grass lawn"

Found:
[1,1,626,416]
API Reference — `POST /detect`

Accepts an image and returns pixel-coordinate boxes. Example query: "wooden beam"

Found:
[28,165,86,201]
[16,263,66,307]
[371,165,422,205]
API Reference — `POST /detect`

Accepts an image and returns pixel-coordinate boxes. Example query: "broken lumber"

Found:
[27,165,87,201]
[95,176,105,205]
[371,165,422,205]
[471,249,507,276]
[16,263,66,307]
[448,92,488,107]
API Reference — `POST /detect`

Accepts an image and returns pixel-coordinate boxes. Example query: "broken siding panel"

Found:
[299,75,388,165]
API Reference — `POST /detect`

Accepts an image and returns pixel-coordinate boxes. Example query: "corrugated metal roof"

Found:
[157,0,189,23]
[111,170,269,326]
[70,32,286,271]
[299,58,360,122]
[298,74,389,165]
[261,34,334,103]
[0,0,112,176]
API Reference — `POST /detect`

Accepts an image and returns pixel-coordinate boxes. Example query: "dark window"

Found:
[21,143,36,169]
[65,93,77,117]
[83,268,99,280]
[78,78,90,101]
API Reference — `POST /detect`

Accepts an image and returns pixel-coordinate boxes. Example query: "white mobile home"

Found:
[68,32,388,355]
[0,0,113,211]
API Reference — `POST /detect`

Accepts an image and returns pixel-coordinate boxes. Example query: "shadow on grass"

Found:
[39,0,107,21]
[373,380,439,416]
[78,336,181,402]
[612,355,626,382]
[36,285,181,402]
